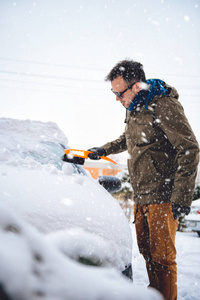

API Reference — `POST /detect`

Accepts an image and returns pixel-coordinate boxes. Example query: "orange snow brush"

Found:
[64,149,117,165]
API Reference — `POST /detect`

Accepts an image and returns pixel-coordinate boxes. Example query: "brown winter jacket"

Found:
[102,83,199,206]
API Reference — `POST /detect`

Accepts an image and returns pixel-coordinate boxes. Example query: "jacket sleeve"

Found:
[155,97,199,207]
[101,132,127,156]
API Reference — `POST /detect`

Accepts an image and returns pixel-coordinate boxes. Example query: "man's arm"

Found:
[88,132,127,160]
[101,132,127,156]
[156,97,199,207]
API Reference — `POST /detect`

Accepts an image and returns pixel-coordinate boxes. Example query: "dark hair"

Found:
[105,59,146,84]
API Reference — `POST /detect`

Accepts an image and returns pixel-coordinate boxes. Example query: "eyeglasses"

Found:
[111,82,136,99]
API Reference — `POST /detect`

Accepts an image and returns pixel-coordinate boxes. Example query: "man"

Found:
[88,59,199,300]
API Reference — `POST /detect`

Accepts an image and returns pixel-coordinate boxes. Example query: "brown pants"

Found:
[134,202,178,300]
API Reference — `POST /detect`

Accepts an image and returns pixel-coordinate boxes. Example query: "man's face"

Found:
[111,76,140,109]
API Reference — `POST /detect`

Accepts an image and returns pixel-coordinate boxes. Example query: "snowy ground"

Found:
[131,224,200,300]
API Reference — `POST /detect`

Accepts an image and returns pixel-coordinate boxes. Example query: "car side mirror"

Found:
[97,176,121,194]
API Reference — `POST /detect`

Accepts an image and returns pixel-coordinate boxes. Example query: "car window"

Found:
[19,141,87,175]
[40,142,87,175]
[59,143,87,176]
[23,141,63,170]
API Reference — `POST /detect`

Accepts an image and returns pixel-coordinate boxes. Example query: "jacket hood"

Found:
[164,82,179,100]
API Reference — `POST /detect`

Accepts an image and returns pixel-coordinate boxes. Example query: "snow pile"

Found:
[0,117,68,147]
[0,204,163,300]
[0,117,68,167]
[0,206,162,300]
[46,228,118,267]
[0,164,132,271]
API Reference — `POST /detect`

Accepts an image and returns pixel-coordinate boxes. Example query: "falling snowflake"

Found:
[184,16,190,22]
[142,137,148,143]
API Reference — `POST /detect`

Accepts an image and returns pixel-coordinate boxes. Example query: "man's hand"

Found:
[87,147,107,160]
[171,202,191,220]
[62,154,85,165]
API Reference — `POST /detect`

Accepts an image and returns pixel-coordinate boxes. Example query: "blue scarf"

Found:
[127,79,168,111]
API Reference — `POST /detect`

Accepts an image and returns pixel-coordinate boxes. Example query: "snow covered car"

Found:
[185,199,200,237]
[0,118,132,277]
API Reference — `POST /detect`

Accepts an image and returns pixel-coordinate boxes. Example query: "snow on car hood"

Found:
[0,204,162,300]
[0,118,132,270]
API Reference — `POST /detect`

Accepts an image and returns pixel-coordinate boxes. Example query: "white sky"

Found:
[0,0,200,150]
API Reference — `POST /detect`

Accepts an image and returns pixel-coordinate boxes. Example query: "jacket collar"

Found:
[127,79,168,111]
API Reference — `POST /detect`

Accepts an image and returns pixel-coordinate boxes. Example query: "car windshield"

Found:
[25,141,87,175]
